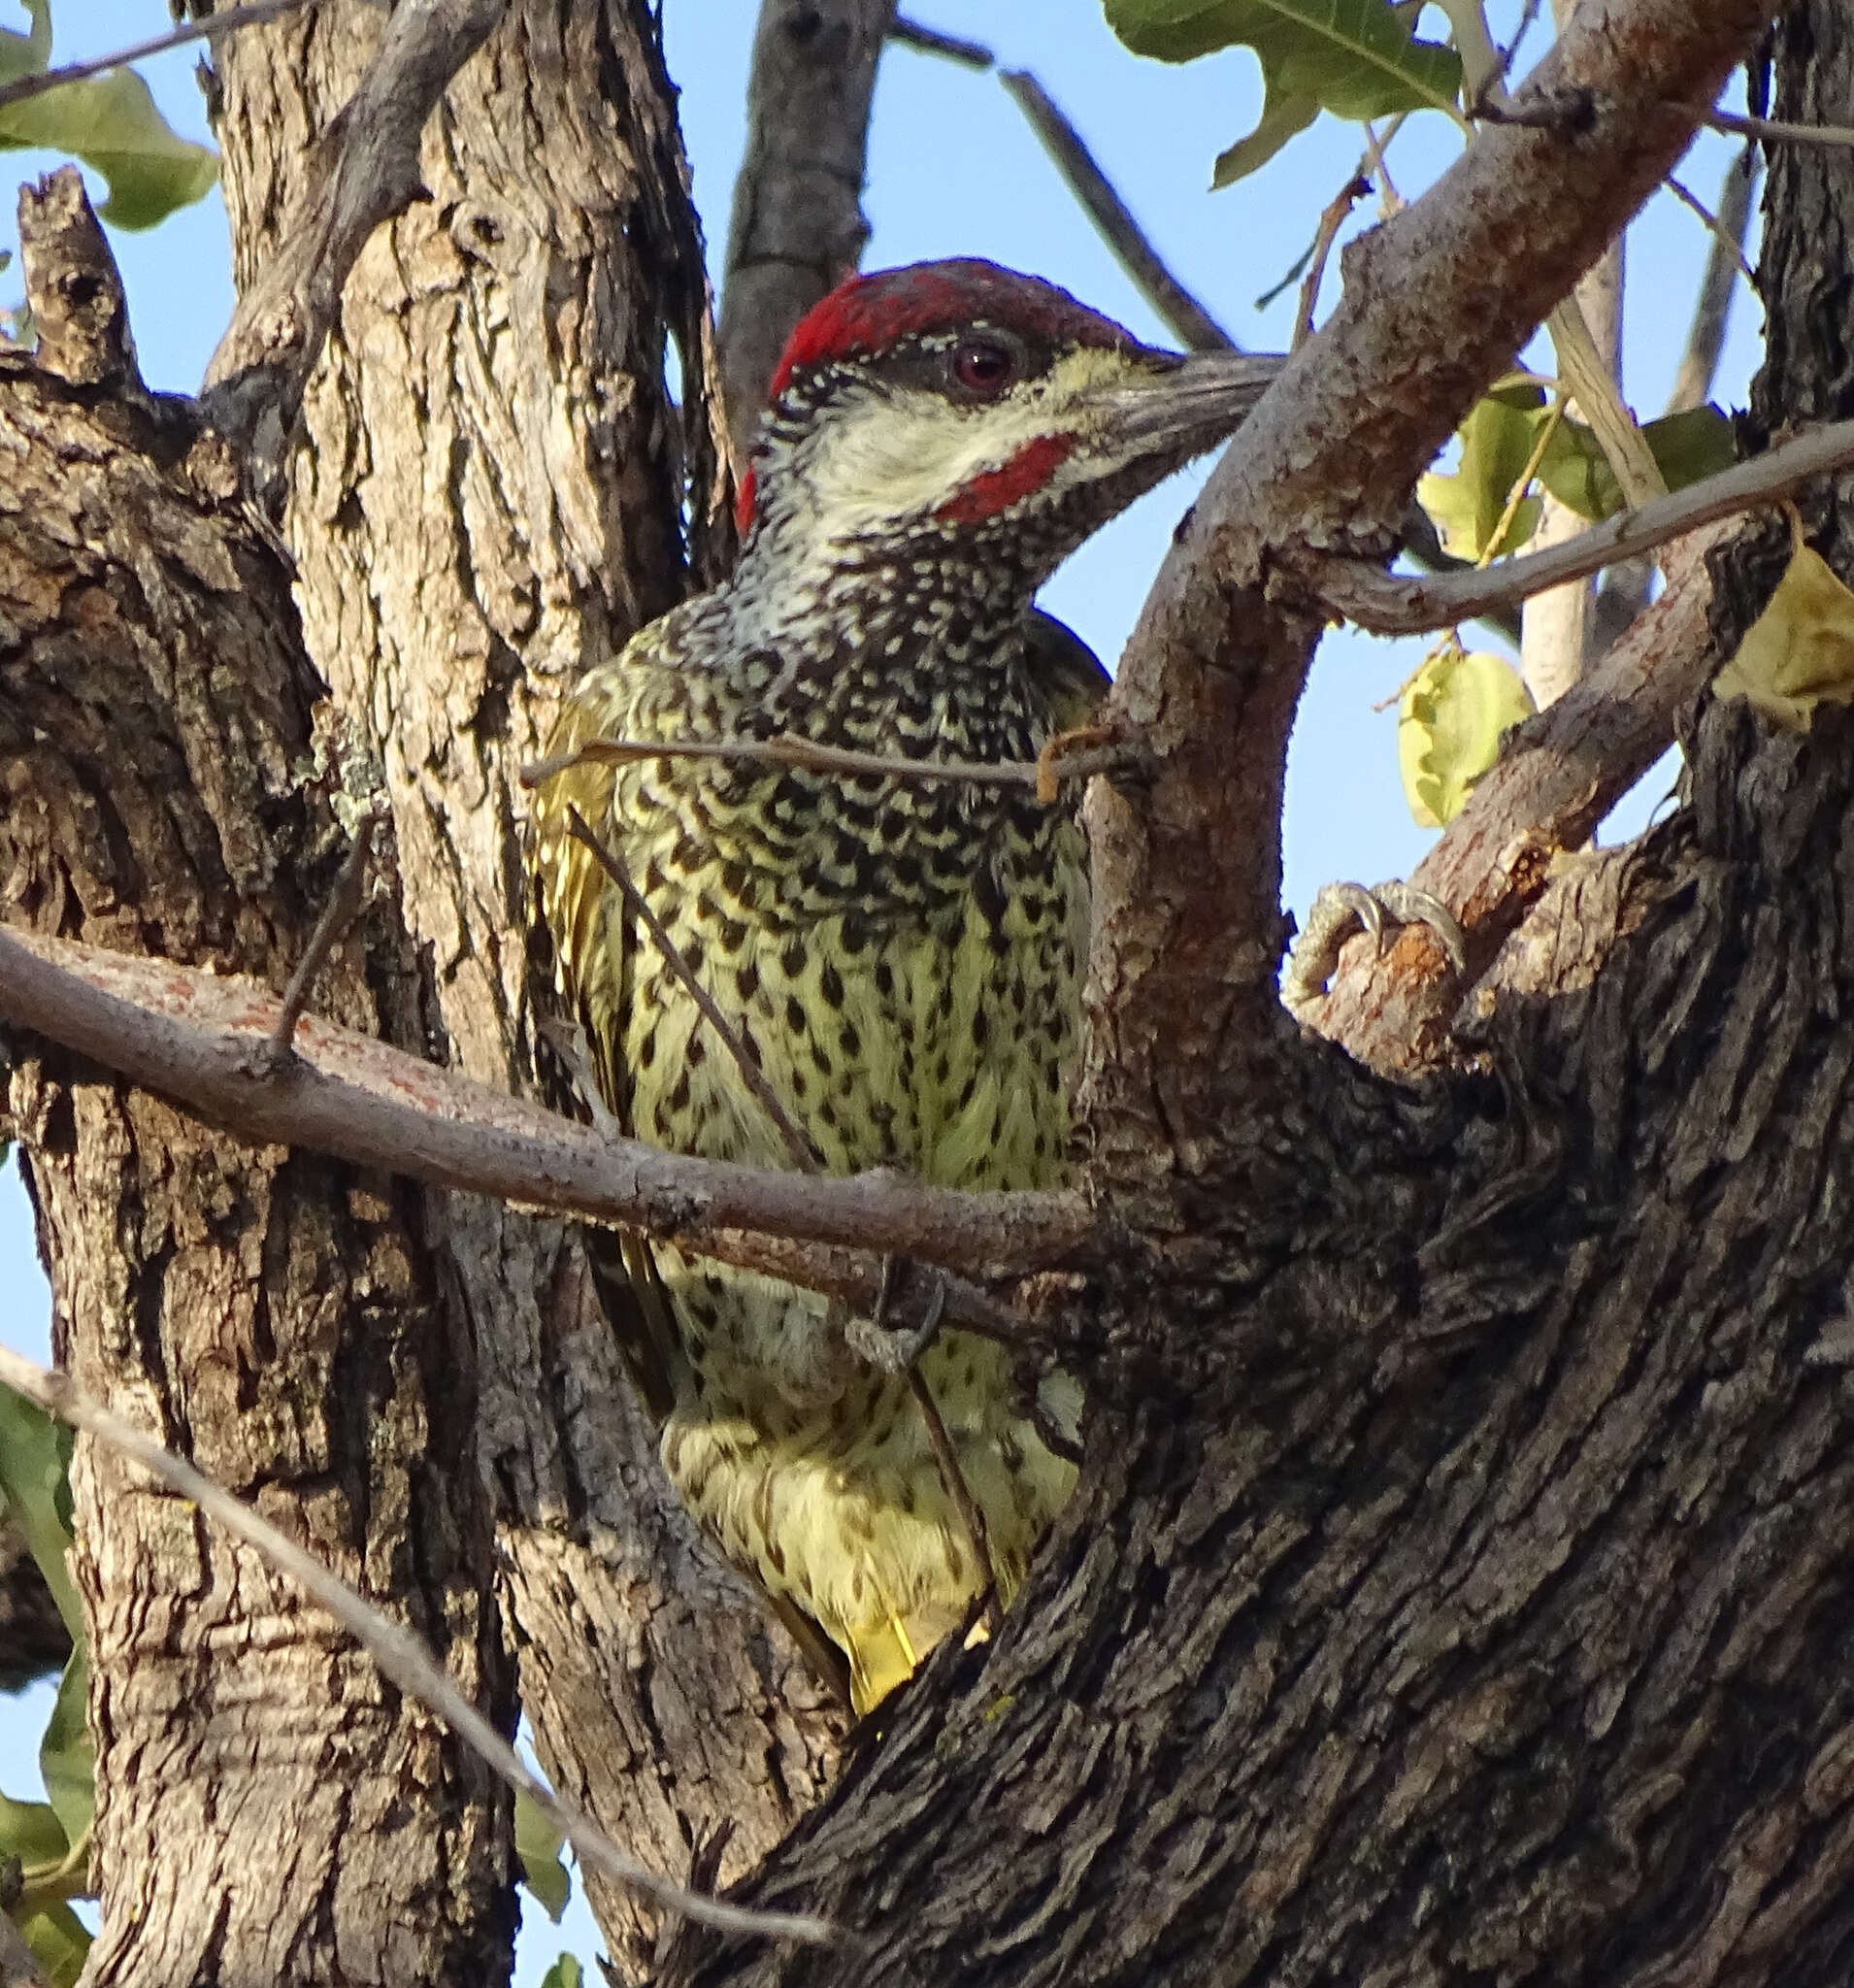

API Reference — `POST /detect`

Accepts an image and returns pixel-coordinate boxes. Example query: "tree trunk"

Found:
[3,3,839,1978]
[0,184,513,1981]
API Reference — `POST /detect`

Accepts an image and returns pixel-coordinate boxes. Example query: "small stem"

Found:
[264,816,376,1067]
[0,0,318,114]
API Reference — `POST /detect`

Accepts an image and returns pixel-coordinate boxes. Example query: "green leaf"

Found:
[1537,404,1736,522]
[1399,646,1534,827]
[1105,0,1462,184]
[0,1380,81,1640]
[39,1649,93,1862]
[539,1957,584,1988]
[0,66,219,228]
[1416,386,1548,563]
[20,1899,90,1988]
[0,1790,70,1873]
[0,0,50,89]
[515,1790,571,1923]
[1212,90,1319,184]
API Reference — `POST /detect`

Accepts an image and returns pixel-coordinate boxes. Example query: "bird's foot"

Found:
[1283,879,1466,1023]
[843,1253,950,1375]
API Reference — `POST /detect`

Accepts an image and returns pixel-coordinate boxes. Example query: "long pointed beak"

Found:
[1101,348,1286,454]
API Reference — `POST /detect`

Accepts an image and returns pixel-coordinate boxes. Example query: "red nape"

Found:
[935,435,1075,524]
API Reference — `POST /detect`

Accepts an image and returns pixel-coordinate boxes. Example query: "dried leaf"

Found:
[1714,542,1854,731]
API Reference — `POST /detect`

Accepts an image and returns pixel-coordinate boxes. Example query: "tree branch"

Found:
[0,1343,836,1952]
[1081,0,1780,1180]
[1670,142,1760,414]
[1304,520,1729,1074]
[199,0,506,473]
[717,0,898,459]
[0,929,1093,1326]
[1311,414,1854,636]
[17,168,141,391]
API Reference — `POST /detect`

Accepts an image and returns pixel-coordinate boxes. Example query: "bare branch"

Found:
[1294,175,1372,353]
[263,815,377,1067]
[1313,415,1854,637]
[887,16,991,67]
[1085,0,1779,1139]
[0,929,1090,1319]
[0,1343,837,1952]
[200,0,506,470]
[997,70,1234,354]
[0,0,318,114]
[1306,522,1728,1074]
[1669,143,1760,414]
[1665,172,1757,288]
[1704,106,1854,148]
[718,0,898,460]
[17,169,140,392]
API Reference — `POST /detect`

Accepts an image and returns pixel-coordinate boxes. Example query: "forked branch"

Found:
[1088,0,1779,1137]
[1312,416,1854,637]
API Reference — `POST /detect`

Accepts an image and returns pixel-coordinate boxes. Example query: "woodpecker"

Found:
[533,259,1277,1711]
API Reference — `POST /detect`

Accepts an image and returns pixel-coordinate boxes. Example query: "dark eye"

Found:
[951,337,1015,397]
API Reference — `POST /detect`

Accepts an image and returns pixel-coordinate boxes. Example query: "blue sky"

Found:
[0,3,1763,1978]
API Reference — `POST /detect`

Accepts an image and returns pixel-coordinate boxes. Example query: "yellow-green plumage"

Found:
[530,256,1276,1709]
[536,598,1099,1710]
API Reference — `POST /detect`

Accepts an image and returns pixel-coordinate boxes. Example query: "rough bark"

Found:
[202,4,839,1971]
[647,8,1854,1984]
[0,183,513,1983]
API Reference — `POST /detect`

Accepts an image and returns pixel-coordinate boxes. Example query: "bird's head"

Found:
[735,259,1280,596]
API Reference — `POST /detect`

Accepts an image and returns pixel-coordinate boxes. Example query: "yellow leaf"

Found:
[1398,646,1534,828]
[1714,543,1854,731]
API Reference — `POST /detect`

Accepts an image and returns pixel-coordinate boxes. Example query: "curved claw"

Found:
[1282,878,1467,1023]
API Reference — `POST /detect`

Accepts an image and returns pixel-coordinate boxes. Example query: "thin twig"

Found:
[0,1344,837,1949]
[1703,106,1854,148]
[887,17,992,67]
[910,1369,1005,1637]
[1294,176,1371,351]
[1308,522,1728,1075]
[1665,173,1757,285]
[1501,0,1546,70]
[1668,144,1760,415]
[562,808,823,1173]
[0,0,317,114]
[263,816,376,1065]
[997,69,1233,353]
[1314,415,1854,636]
[522,731,1134,795]
[1360,119,1405,214]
